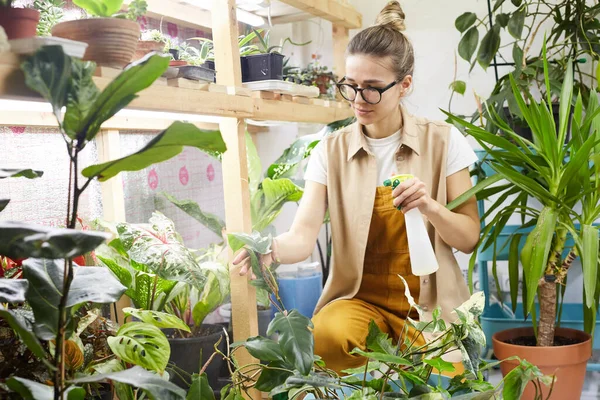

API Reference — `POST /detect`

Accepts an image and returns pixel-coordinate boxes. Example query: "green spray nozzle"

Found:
[383,174,414,211]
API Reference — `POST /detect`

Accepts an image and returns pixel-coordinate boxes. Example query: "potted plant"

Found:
[51,0,148,68]
[95,212,230,391]
[450,0,598,141]
[0,46,226,399]
[285,57,338,99]
[133,28,166,61]
[445,43,598,399]
[33,0,64,37]
[0,0,40,39]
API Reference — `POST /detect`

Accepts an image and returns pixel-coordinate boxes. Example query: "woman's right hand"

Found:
[232,239,279,279]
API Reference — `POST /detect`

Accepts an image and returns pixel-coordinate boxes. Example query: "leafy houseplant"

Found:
[33,0,64,37]
[0,0,40,39]
[285,59,338,99]
[0,46,226,399]
[202,232,555,400]
[445,42,598,398]
[450,0,599,141]
[133,29,167,62]
[51,0,149,68]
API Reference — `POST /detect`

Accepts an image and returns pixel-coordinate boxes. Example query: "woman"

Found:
[234,1,480,373]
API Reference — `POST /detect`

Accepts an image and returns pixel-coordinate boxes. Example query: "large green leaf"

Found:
[82,122,226,181]
[246,132,262,195]
[446,174,503,211]
[7,378,85,400]
[242,336,285,362]
[582,225,599,309]
[477,25,501,69]
[72,366,186,400]
[266,136,320,180]
[107,322,170,372]
[255,361,293,392]
[187,373,215,400]
[117,211,206,290]
[63,59,100,141]
[23,258,126,340]
[0,222,110,260]
[253,178,304,233]
[192,261,229,326]
[73,0,123,16]
[502,360,554,400]
[455,12,477,33]
[0,306,48,361]
[21,45,71,116]
[267,310,314,375]
[508,234,522,313]
[123,307,190,332]
[228,231,272,255]
[508,8,525,39]
[458,27,479,62]
[0,168,43,179]
[365,320,395,355]
[162,192,225,237]
[0,279,28,303]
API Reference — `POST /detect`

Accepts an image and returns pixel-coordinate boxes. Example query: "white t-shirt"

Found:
[304,126,478,186]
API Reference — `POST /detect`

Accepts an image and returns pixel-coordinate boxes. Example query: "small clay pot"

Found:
[132,40,165,61]
[0,8,40,39]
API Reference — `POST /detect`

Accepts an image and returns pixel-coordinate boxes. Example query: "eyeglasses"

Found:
[336,77,399,105]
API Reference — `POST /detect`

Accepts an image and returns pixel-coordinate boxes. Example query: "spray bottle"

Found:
[383,174,439,276]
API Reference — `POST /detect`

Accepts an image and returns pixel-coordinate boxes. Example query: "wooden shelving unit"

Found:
[0,1,361,397]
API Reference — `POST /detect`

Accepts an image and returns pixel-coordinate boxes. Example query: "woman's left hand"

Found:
[392,177,438,215]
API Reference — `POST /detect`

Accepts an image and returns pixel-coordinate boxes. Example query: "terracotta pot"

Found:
[51,18,140,68]
[132,40,164,61]
[493,327,592,400]
[169,60,188,67]
[0,8,40,39]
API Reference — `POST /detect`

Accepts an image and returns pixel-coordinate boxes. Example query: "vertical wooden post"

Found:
[332,24,349,79]
[212,1,259,397]
[96,129,129,325]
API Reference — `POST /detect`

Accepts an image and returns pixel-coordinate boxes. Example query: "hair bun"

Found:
[375,1,406,32]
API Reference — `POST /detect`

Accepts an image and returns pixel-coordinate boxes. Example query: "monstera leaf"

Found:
[117,212,206,290]
[0,222,110,260]
[22,258,126,340]
[72,366,186,400]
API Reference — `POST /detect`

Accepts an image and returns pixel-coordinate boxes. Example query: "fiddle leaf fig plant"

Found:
[0,45,226,399]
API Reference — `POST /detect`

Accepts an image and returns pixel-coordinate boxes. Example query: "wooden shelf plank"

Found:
[277,0,362,29]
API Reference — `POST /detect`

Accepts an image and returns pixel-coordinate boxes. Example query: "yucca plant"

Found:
[444,41,600,347]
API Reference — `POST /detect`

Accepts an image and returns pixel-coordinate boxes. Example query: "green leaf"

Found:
[458,27,479,62]
[266,136,319,180]
[350,348,412,366]
[557,58,574,147]
[508,234,522,313]
[21,45,71,116]
[365,320,395,354]
[63,59,100,140]
[228,231,272,255]
[423,357,456,373]
[23,258,125,340]
[520,207,558,313]
[455,12,477,33]
[508,8,525,39]
[7,378,85,400]
[73,0,123,16]
[83,122,225,181]
[0,222,110,260]
[253,178,303,233]
[267,310,314,375]
[341,361,382,375]
[0,199,8,212]
[323,116,356,135]
[187,373,215,400]
[478,25,501,69]
[493,0,506,12]
[495,13,510,28]
[511,0,522,5]
[346,388,378,400]
[246,132,262,195]
[0,306,48,361]
[255,361,293,392]
[117,211,207,290]
[446,174,503,211]
[0,279,28,303]
[108,322,170,372]
[72,366,186,400]
[513,44,524,71]
[193,261,229,326]
[0,168,43,179]
[162,192,225,238]
[582,225,599,309]
[123,307,190,332]
[243,336,285,362]
[450,80,467,95]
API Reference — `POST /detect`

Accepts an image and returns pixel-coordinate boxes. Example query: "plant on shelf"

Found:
[51,0,149,68]
[178,40,213,67]
[196,232,555,400]
[33,0,64,37]
[134,29,167,61]
[0,45,226,399]
[285,57,338,99]
[0,0,40,40]
[445,41,599,398]
[449,0,599,141]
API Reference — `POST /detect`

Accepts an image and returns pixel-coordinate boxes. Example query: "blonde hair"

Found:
[347,1,414,81]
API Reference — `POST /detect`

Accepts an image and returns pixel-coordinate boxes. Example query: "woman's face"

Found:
[343,54,411,126]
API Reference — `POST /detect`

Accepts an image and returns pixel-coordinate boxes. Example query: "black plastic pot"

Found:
[503,103,565,142]
[241,53,284,82]
[168,48,180,60]
[167,324,226,390]
[203,60,215,70]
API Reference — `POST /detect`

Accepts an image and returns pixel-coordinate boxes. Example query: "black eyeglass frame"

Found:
[335,77,399,105]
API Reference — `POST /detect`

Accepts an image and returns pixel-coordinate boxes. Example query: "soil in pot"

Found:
[52,18,140,68]
[0,8,40,39]
[493,327,592,400]
[241,53,284,82]
[166,324,226,390]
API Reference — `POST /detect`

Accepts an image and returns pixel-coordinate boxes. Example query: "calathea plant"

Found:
[0,45,226,399]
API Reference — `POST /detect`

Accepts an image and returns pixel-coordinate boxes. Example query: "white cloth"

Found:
[304,126,478,186]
